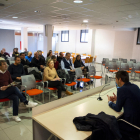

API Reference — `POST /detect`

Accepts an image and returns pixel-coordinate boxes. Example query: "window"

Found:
[137,28,140,45]
[80,29,88,43]
[61,30,69,42]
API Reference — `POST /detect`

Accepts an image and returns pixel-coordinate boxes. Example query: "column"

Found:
[43,25,53,57]
[91,29,96,57]
[21,27,28,52]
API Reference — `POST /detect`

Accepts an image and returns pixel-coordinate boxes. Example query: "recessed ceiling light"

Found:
[83,20,88,23]
[12,17,18,18]
[73,0,83,3]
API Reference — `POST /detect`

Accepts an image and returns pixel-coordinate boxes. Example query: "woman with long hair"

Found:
[74,55,88,77]
[12,48,19,57]
[46,51,52,63]
[43,59,73,99]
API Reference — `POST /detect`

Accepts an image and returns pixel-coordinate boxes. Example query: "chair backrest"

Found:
[122,59,127,63]
[88,66,96,76]
[21,74,36,90]
[27,67,39,73]
[9,61,15,65]
[134,63,140,71]
[8,57,15,61]
[105,58,109,67]
[130,59,136,63]
[85,57,90,63]
[119,58,123,61]
[73,57,76,64]
[120,63,129,71]
[112,58,118,62]
[102,58,107,64]
[108,62,117,70]
[88,57,93,63]
[116,61,121,68]
[75,68,83,78]
[127,61,133,68]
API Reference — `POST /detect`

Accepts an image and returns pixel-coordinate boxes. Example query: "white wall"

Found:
[94,29,136,63]
[95,29,115,63]
[0,29,15,55]
[113,31,134,60]
[15,35,21,52]
[132,29,140,62]
[56,30,92,54]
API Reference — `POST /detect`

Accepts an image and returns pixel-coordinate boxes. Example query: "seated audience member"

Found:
[24,48,28,56]
[8,56,25,81]
[74,55,88,77]
[2,48,10,57]
[43,59,73,99]
[25,51,32,62]
[46,51,52,63]
[0,50,6,59]
[12,48,19,57]
[20,53,30,66]
[61,52,75,72]
[57,52,64,64]
[20,52,31,74]
[31,52,44,71]
[51,55,59,70]
[0,59,38,122]
[38,50,45,66]
[107,71,140,139]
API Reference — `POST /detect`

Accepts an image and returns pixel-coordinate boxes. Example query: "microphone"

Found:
[97,84,110,101]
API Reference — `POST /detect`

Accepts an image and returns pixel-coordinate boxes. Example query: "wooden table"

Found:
[32,81,131,140]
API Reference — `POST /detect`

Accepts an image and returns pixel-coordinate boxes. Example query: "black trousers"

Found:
[0,86,27,116]
[48,81,66,99]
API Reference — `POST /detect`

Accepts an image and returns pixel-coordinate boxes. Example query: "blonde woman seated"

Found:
[43,59,73,99]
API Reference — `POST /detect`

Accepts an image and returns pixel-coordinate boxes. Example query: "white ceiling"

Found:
[0,0,140,31]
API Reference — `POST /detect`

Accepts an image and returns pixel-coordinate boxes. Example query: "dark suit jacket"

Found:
[109,82,140,132]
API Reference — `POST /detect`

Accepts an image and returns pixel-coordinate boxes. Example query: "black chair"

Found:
[118,119,140,140]
[130,59,136,63]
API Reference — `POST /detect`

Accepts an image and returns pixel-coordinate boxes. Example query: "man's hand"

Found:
[1,86,8,91]
[107,93,117,102]
[81,66,84,70]
[111,93,117,102]
[16,77,21,80]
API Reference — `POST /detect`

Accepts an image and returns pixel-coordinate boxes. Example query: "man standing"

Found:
[107,71,140,139]
[0,59,38,122]
[8,56,25,81]
[25,52,32,63]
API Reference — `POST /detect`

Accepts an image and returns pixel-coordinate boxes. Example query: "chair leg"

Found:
[94,79,96,88]
[134,73,136,81]
[49,91,51,102]
[42,92,44,104]
[101,78,102,85]
[8,101,10,108]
